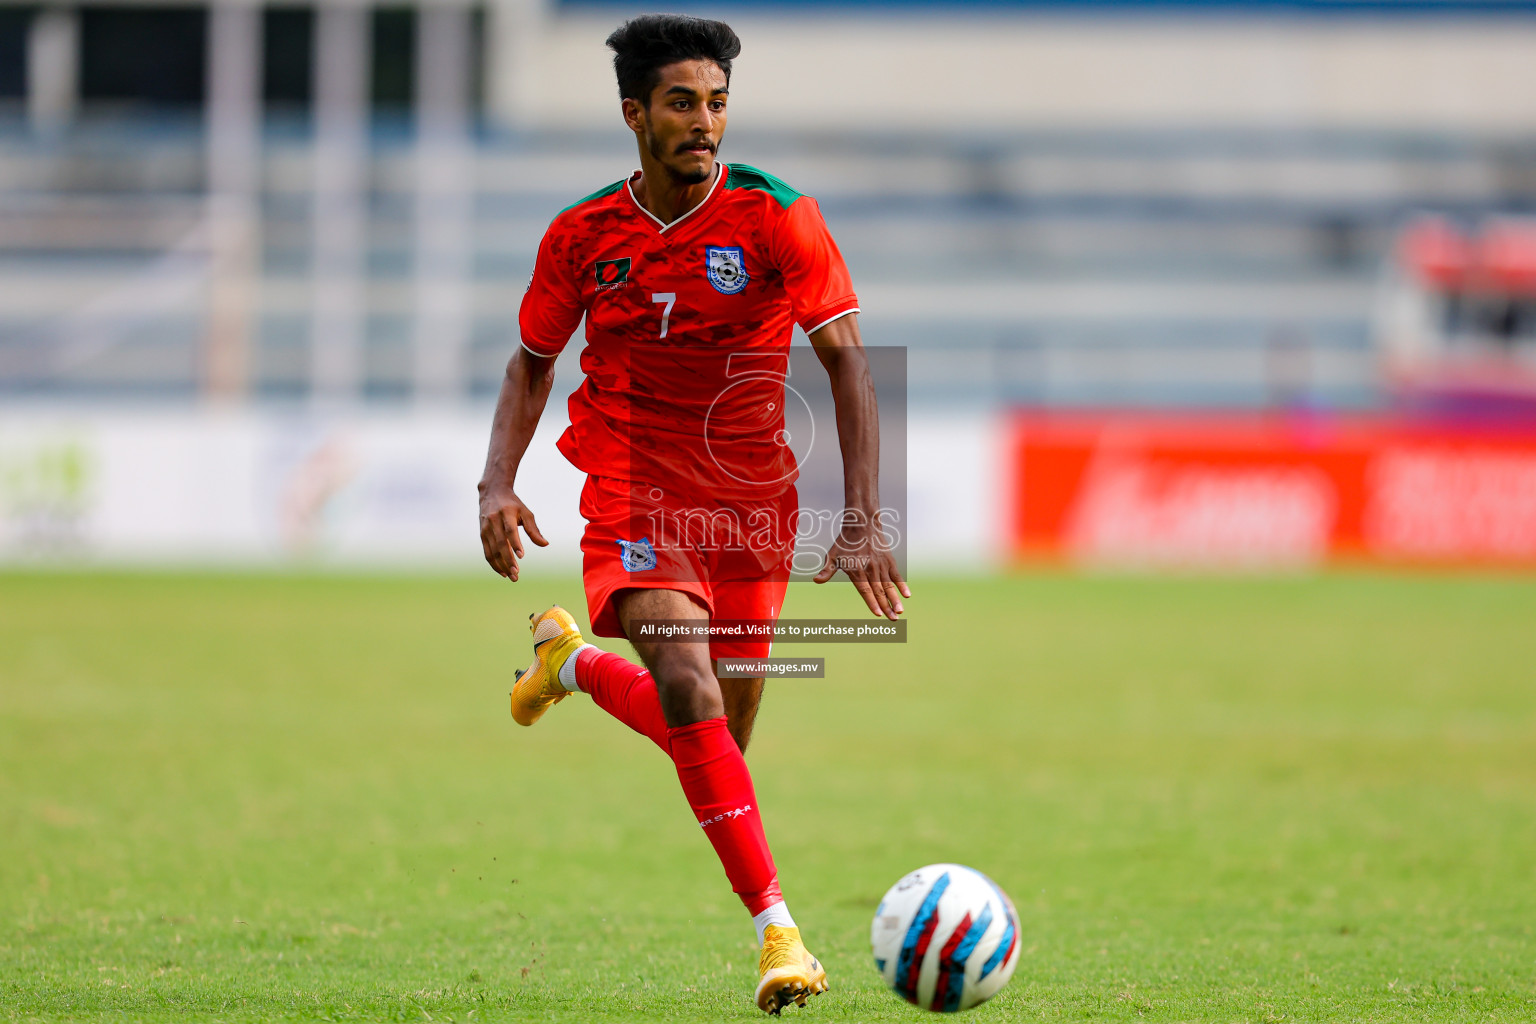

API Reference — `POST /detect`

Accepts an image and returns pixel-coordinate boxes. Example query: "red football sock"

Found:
[575,649,672,754]
[668,716,783,915]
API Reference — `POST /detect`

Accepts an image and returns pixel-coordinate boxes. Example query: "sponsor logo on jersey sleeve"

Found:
[594,257,631,290]
[705,246,749,295]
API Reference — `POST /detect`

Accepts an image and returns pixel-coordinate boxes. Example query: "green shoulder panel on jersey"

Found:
[724,163,803,210]
[557,179,626,217]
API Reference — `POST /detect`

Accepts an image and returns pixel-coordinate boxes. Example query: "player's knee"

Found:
[652,656,723,727]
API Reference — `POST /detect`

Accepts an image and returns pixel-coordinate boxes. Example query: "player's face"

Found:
[626,60,728,185]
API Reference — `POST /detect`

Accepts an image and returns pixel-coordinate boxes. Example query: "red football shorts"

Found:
[579,474,797,660]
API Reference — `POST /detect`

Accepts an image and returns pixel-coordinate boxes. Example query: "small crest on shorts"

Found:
[618,537,657,572]
[705,246,749,295]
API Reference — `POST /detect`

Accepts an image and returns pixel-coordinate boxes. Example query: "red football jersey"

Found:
[519,163,859,502]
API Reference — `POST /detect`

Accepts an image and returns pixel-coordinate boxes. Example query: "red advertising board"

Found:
[1008,412,1536,568]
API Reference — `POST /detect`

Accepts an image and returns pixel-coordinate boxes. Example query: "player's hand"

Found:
[812,514,910,619]
[478,484,548,581]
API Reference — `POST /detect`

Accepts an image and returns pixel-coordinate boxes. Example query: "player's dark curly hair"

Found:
[606,15,741,107]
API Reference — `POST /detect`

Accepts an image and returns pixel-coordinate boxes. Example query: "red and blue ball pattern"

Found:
[871,864,1021,1012]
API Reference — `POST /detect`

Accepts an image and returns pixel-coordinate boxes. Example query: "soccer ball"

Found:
[870,863,1020,1012]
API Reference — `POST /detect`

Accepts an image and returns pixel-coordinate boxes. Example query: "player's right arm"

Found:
[478,220,585,581]
[478,346,556,580]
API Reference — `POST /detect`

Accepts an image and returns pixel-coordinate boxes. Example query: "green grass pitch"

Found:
[3,569,1534,1022]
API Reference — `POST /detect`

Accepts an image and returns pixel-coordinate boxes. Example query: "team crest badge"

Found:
[705,246,749,295]
[617,537,657,572]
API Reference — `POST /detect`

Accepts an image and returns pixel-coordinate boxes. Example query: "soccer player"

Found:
[477,14,908,1014]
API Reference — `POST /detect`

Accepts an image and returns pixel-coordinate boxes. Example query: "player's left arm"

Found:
[809,313,910,620]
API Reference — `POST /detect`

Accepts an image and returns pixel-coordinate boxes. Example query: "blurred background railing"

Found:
[2,0,1535,566]
[4,120,1535,408]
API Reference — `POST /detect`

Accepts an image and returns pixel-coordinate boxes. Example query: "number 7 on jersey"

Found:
[652,292,676,339]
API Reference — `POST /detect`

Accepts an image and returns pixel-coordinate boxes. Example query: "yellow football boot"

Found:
[510,606,584,726]
[755,925,829,1015]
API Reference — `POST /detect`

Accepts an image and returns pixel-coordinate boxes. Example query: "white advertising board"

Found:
[0,408,995,571]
